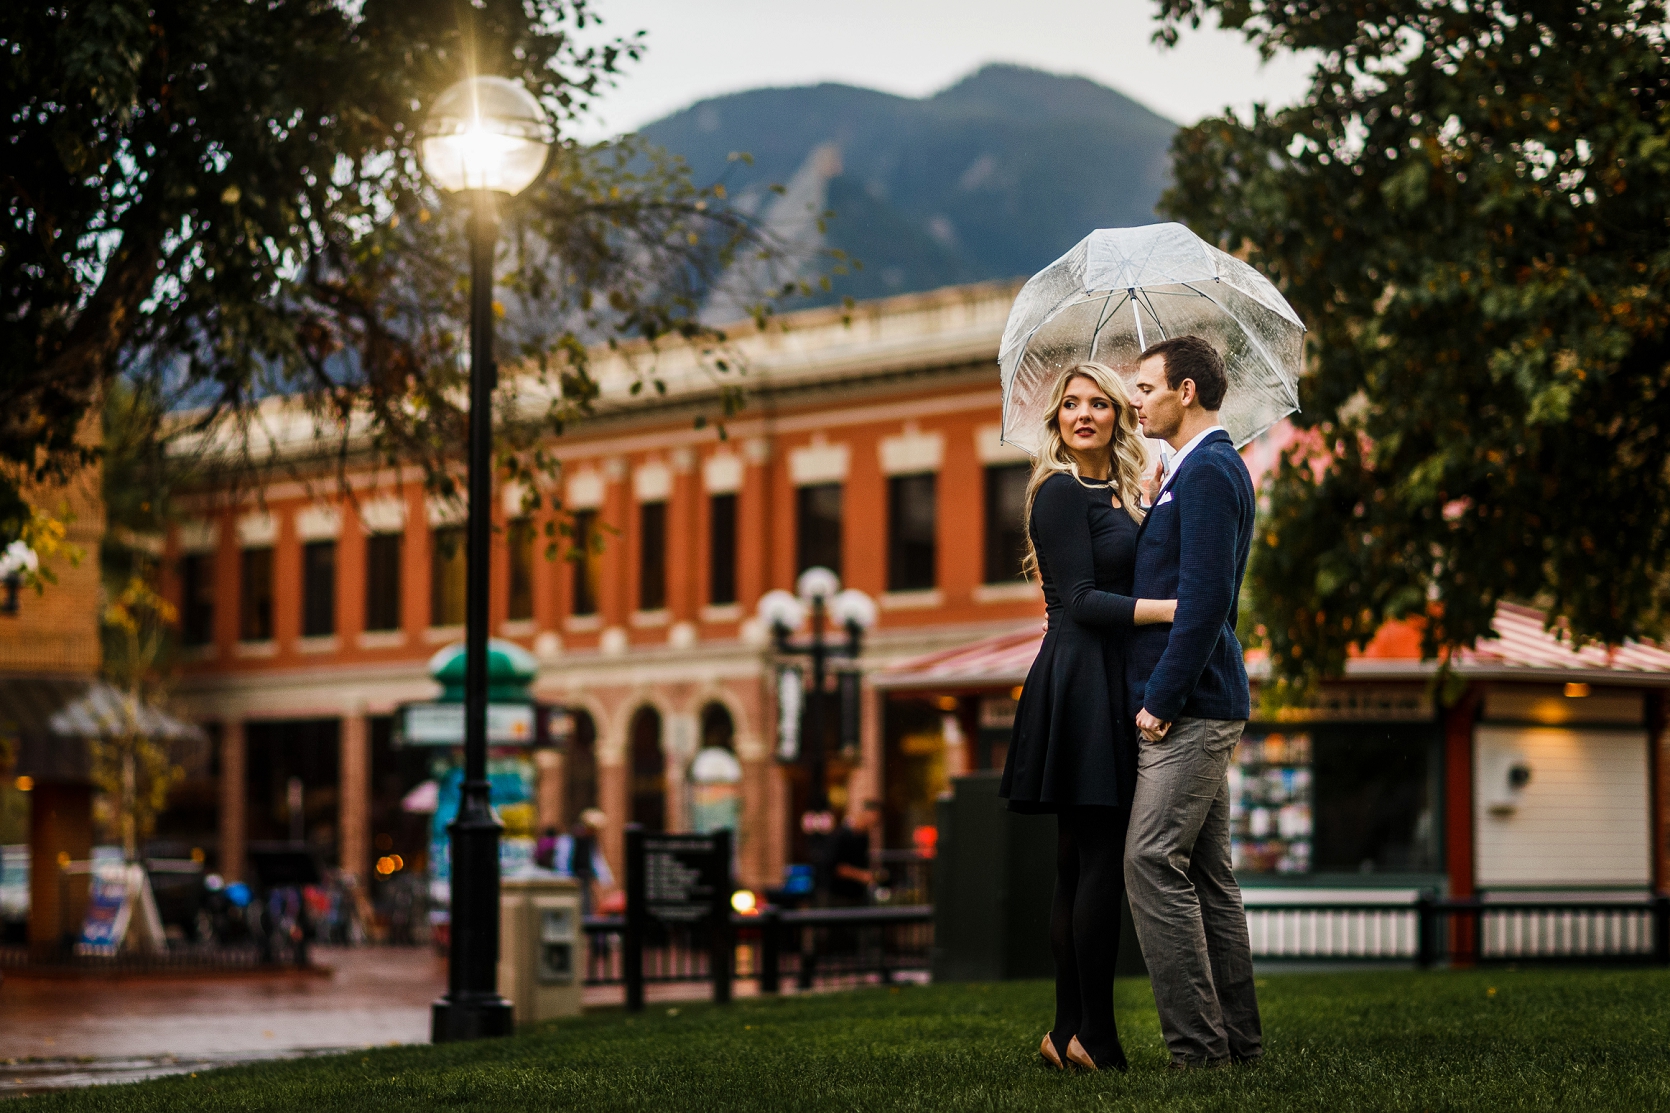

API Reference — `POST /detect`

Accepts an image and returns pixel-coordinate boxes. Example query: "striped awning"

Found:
[0,678,203,742]
[870,603,1670,692]
[0,677,204,781]
[870,625,1041,690]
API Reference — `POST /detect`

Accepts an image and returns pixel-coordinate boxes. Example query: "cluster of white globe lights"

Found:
[757,567,878,635]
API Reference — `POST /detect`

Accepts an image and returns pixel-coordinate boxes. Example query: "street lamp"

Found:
[759,569,876,813]
[420,74,551,1043]
[0,541,38,616]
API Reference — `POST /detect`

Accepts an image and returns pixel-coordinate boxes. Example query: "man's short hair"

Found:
[1140,335,1228,411]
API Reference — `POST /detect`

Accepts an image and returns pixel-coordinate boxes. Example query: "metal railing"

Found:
[1247,895,1670,966]
[585,904,934,990]
[873,851,933,906]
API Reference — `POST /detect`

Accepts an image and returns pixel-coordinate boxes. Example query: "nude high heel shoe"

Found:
[1040,1033,1066,1070]
[1067,1035,1129,1073]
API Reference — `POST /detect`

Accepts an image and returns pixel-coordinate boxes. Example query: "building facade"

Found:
[163,276,1670,911]
[168,282,1047,894]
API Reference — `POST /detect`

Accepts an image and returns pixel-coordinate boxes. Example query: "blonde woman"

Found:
[999,362,1177,1074]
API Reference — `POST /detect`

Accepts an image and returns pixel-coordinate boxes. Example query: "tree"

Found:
[3,0,817,541]
[1157,0,1670,696]
[97,575,182,861]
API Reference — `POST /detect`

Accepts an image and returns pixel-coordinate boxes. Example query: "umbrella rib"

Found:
[1181,281,1304,413]
[1089,290,1128,361]
[1135,288,1171,341]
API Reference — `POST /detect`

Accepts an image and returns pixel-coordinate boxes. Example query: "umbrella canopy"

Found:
[998,222,1304,454]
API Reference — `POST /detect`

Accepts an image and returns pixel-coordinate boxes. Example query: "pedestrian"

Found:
[1124,334,1263,1069]
[829,801,881,907]
[555,809,613,918]
[534,826,559,871]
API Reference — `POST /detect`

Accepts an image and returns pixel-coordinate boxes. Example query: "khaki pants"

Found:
[1124,716,1262,1064]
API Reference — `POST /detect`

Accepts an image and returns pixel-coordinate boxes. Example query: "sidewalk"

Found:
[0,945,443,1097]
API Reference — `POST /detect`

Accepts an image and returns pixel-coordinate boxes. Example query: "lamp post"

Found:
[0,540,37,616]
[757,569,877,812]
[419,74,551,1043]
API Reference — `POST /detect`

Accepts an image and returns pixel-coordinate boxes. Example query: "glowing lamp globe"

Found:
[421,76,551,196]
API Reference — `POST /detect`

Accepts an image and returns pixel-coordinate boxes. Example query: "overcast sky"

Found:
[568,0,1316,142]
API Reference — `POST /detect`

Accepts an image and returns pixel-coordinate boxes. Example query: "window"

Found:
[507,518,534,621]
[708,493,737,606]
[638,502,667,611]
[430,526,467,627]
[629,706,665,831]
[365,533,403,631]
[570,510,600,617]
[887,473,937,592]
[795,483,843,576]
[983,463,1030,583]
[564,710,599,823]
[298,541,335,637]
[180,553,214,646]
[239,547,274,641]
[1232,724,1440,876]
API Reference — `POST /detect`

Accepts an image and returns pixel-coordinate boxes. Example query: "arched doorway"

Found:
[564,709,598,826]
[690,702,742,835]
[629,706,665,832]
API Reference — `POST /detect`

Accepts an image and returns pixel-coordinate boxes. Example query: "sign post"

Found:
[624,825,734,1010]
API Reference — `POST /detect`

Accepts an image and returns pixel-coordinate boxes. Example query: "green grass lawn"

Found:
[20,968,1670,1111]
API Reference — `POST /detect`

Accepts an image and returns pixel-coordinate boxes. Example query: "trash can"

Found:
[932,772,1146,981]
[499,875,586,1023]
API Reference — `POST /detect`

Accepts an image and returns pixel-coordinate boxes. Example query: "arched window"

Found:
[700,702,735,752]
[564,709,598,826]
[629,706,665,832]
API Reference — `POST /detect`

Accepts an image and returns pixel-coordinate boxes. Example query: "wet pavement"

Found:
[0,946,444,1098]
[0,945,903,1096]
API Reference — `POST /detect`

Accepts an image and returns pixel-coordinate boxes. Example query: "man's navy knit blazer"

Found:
[1126,428,1255,723]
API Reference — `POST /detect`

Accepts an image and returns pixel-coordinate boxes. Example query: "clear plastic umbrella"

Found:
[998,222,1304,455]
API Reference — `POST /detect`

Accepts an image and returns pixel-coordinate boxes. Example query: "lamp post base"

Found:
[431,994,515,1042]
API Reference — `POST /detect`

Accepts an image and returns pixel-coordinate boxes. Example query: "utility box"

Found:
[499,875,585,1024]
[932,771,1146,982]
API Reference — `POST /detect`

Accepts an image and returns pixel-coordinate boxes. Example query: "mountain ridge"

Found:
[635,64,1178,305]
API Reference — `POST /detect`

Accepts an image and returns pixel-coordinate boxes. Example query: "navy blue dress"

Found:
[1000,472,1141,812]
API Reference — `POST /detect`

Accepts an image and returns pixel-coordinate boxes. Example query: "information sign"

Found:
[624,826,733,1010]
[401,702,537,746]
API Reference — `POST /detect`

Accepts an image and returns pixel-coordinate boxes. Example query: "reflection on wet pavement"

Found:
[0,945,444,1097]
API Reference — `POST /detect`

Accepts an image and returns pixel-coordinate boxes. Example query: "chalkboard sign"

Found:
[624,826,733,1010]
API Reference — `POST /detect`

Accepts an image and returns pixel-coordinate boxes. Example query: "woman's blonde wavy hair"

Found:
[1020,362,1148,583]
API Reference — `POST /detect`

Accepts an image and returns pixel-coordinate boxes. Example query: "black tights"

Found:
[1049,804,1130,1070]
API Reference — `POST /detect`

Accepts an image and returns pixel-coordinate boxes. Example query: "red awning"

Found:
[870,602,1670,692]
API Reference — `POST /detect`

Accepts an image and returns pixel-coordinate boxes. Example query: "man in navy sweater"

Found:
[1124,335,1261,1068]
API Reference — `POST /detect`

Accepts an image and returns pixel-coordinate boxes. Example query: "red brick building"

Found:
[168,282,1044,893]
[165,274,1670,914]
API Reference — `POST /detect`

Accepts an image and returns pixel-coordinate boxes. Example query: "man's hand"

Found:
[1140,459,1166,506]
[1136,708,1170,741]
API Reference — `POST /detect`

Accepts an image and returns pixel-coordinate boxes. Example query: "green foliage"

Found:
[2,0,794,525]
[19,970,1670,1110]
[1156,0,1670,693]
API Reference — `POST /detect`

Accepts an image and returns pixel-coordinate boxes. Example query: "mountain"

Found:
[637,64,1178,310]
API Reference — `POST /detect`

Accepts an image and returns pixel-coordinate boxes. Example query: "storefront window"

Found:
[1232,723,1440,878]
[1231,730,1313,874]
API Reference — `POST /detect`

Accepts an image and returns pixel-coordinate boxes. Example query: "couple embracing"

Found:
[999,335,1262,1072]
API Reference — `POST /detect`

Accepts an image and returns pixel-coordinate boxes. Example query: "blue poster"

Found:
[428,752,538,907]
